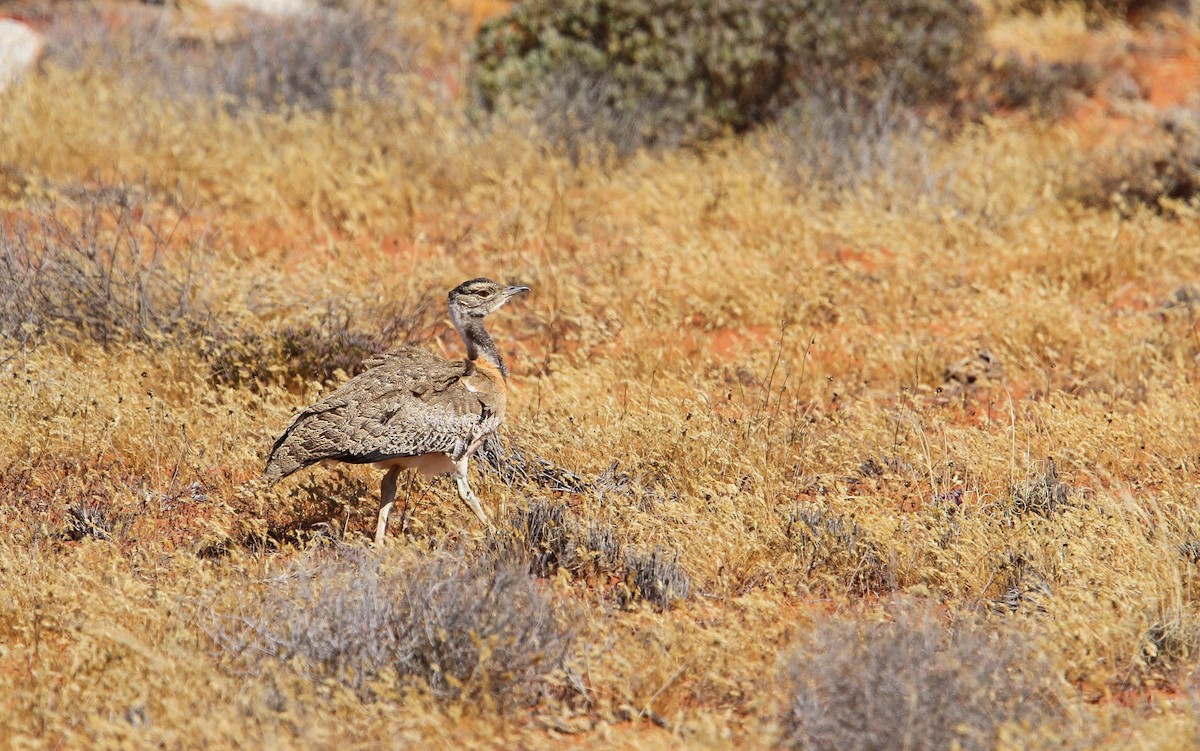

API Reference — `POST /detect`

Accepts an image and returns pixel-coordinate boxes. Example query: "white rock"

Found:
[0,19,44,92]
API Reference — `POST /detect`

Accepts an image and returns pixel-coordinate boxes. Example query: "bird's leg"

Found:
[375,466,402,546]
[397,472,415,534]
[453,457,493,530]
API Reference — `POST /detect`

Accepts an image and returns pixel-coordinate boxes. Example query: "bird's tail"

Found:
[263,441,306,485]
[262,461,286,486]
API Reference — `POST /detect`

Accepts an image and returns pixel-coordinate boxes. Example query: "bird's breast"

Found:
[466,358,507,414]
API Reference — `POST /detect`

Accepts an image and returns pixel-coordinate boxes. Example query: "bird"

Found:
[263,278,530,545]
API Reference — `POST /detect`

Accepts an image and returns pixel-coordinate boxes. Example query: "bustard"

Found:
[264,278,529,544]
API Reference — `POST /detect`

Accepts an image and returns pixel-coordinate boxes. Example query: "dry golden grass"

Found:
[3,2,1200,748]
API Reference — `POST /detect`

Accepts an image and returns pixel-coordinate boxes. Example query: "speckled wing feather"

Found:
[263,346,504,483]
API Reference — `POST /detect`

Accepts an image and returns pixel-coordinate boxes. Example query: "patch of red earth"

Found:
[933,378,1033,426]
[220,216,411,262]
[446,0,511,31]
[826,245,896,276]
[705,324,772,360]
[1135,40,1200,109]
[1082,681,1188,707]
[223,216,310,254]
[1069,23,1200,144]
[1070,95,1138,142]
[589,321,775,368]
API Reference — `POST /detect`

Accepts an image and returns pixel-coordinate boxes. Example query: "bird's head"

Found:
[448,278,530,321]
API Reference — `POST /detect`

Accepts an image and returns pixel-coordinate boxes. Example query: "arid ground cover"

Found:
[2,1,1200,748]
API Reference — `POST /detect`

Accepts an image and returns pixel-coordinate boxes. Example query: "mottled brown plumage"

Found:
[264,278,529,544]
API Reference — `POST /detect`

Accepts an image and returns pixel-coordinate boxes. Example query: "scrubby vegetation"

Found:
[39,1,424,113]
[207,548,575,704]
[472,0,987,152]
[1072,108,1200,215]
[3,0,1200,748]
[780,606,1076,751]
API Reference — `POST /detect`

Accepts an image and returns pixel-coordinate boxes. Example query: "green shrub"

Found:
[470,0,986,153]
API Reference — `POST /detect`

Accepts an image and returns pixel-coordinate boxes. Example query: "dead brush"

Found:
[206,548,574,706]
[1180,535,1200,565]
[990,550,1054,615]
[62,501,115,542]
[484,501,688,609]
[784,503,894,596]
[779,604,1071,751]
[0,194,213,347]
[41,2,424,115]
[986,51,1098,118]
[769,83,948,200]
[205,316,379,391]
[1070,108,1200,216]
[476,434,589,493]
[524,64,675,162]
[485,500,586,578]
[1159,284,1200,318]
[248,473,370,548]
[1141,612,1200,679]
[277,316,381,385]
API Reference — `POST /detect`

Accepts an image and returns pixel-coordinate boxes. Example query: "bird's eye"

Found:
[478,290,492,298]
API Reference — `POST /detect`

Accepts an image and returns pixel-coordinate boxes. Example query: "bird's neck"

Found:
[455,314,508,379]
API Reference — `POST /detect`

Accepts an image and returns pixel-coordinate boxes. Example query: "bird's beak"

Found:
[505,285,531,297]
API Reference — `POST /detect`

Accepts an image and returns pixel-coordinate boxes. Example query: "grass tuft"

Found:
[63,501,114,542]
[784,503,894,595]
[621,547,691,611]
[1011,460,1073,516]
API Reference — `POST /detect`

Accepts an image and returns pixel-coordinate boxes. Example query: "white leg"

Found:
[375,466,402,546]
[397,472,414,535]
[453,458,493,530]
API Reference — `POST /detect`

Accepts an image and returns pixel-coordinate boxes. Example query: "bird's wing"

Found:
[264,347,503,481]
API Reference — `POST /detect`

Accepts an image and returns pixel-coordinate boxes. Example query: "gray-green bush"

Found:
[780,606,1071,751]
[41,2,421,114]
[209,549,574,705]
[0,193,213,347]
[471,0,986,153]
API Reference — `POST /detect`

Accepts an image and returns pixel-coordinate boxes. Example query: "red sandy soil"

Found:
[1070,19,1200,142]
